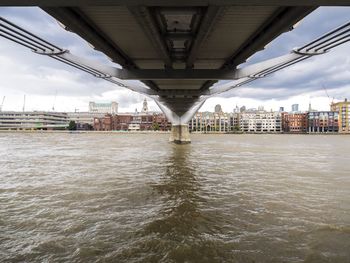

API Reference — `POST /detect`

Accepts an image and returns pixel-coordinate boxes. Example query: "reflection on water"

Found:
[0,133,350,262]
[120,145,231,262]
[146,145,204,237]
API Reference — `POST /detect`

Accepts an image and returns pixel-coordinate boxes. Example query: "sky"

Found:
[0,6,349,113]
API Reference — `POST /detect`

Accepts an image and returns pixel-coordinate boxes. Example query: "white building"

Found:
[240,110,282,133]
[89,101,118,114]
[0,111,68,130]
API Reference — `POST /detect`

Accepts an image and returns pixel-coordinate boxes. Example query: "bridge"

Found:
[0,1,349,143]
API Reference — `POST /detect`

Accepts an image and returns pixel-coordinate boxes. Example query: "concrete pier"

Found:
[169,125,191,144]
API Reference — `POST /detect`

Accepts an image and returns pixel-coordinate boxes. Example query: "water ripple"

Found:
[0,133,349,262]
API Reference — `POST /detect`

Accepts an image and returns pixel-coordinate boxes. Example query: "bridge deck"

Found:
[42,5,315,93]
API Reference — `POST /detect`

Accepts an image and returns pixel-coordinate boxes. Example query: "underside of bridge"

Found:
[1,1,349,143]
[42,3,316,116]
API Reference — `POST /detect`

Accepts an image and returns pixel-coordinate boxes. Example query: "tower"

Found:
[142,98,148,113]
[214,104,222,113]
[292,104,299,112]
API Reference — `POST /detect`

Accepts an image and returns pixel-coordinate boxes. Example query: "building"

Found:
[94,112,170,131]
[214,104,223,113]
[190,106,283,133]
[229,113,240,132]
[130,111,153,130]
[89,101,118,114]
[67,101,119,130]
[67,111,106,130]
[93,99,171,132]
[233,105,240,113]
[0,111,68,130]
[308,111,339,133]
[282,112,308,133]
[94,114,133,131]
[240,106,246,113]
[331,99,350,133]
[291,104,299,112]
[189,107,230,133]
[113,114,133,131]
[152,113,170,131]
[240,110,282,133]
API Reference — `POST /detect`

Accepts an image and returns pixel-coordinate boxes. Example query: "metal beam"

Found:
[204,21,350,96]
[185,5,224,68]
[158,7,201,15]
[2,1,350,6]
[43,7,134,68]
[223,6,316,69]
[115,69,239,80]
[43,7,161,91]
[164,33,194,41]
[127,5,173,68]
[199,6,316,91]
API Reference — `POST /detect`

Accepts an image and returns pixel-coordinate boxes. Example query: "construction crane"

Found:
[322,83,334,109]
[52,90,57,111]
[0,96,5,111]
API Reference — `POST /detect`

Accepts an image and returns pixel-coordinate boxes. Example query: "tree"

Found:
[152,122,160,131]
[68,120,77,131]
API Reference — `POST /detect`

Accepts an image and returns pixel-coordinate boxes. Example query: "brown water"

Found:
[0,133,349,262]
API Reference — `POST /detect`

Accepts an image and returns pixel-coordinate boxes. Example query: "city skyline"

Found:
[0,97,334,114]
[0,7,350,113]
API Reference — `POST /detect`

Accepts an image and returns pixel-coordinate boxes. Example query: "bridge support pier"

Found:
[169,124,191,144]
[154,98,206,144]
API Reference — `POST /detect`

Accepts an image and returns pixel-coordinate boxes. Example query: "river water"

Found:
[0,133,349,262]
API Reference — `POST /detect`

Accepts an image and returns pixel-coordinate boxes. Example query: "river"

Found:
[0,133,349,262]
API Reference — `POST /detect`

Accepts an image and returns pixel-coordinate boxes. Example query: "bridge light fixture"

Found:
[264,43,271,49]
[292,20,302,29]
[87,42,96,50]
[56,20,70,31]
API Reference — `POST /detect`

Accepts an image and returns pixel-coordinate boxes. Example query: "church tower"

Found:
[142,98,148,113]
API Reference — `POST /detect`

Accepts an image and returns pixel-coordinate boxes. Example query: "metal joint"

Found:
[248,75,265,79]
[33,49,69,56]
[293,48,328,56]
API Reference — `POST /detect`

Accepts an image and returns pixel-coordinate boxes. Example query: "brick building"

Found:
[94,113,170,131]
[282,113,308,133]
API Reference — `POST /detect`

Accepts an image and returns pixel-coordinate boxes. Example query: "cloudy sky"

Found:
[0,6,349,113]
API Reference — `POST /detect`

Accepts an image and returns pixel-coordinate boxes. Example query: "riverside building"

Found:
[331,99,350,133]
[0,111,68,130]
[307,111,339,133]
[282,112,308,133]
[67,101,119,130]
[189,111,230,132]
[94,113,170,131]
[67,111,105,130]
[93,99,170,131]
[240,110,282,133]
